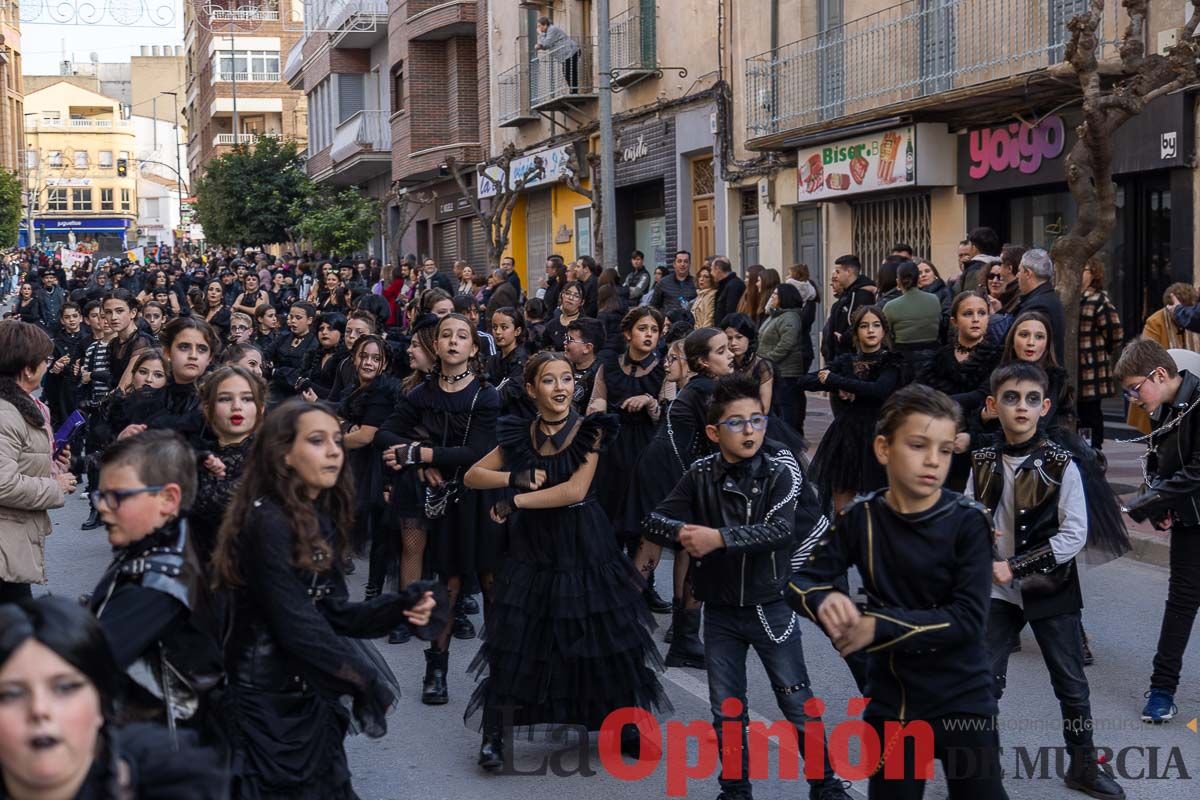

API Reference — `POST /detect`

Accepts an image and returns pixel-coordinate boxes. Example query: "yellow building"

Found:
[21,81,138,254]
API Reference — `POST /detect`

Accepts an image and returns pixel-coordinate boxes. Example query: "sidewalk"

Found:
[799,396,1172,568]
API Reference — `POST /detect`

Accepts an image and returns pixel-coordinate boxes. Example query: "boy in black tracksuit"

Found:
[791,384,1006,800]
[1119,339,1200,724]
[645,373,848,800]
[968,363,1122,799]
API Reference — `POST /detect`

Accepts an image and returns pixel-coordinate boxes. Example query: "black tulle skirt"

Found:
[466,497,670,732]
[617,435,682,538]
[602,414,658,540]
[810,407,887,498]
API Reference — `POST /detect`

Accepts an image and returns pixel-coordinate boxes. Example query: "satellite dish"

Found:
[89,52,99,63]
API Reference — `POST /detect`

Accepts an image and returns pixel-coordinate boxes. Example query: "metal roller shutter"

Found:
[435,221,458,272]
[525,189,553,273]
[851,193,931,275]
[463,217,489,268]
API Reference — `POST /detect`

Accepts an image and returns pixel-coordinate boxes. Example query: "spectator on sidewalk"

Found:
[1128,283,1200,433]
[1077,257,1123,450]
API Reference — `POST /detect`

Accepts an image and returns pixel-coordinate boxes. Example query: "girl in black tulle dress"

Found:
[375,314,500,704]
[596,306,665,543]
[799,305,901,514]
[190,365,263,565]
[485,305,533,417]
[212,400,439,800]
[463,352,670,769]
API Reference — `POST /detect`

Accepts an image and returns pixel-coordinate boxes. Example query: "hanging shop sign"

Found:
[434,193,475,221]
[477,144,575,199]
[795,124,955,202]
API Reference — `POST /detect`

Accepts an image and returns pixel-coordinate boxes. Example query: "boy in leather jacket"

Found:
[644,373,849,800]
[88,430,223,742]
[1117,338,1200,724]
[968,363,1122,800]
[791,385,1005,799]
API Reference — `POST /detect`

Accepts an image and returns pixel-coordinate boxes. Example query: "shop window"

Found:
[120,189,131,211]
[851,194,931,274]
[100,188,114,211]
[72,189,93,211]
[47,189,67,211]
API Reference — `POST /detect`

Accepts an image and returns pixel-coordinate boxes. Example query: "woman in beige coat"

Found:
[0,320,77,602]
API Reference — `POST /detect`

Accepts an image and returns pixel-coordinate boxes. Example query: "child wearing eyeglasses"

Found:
[87,429,224,738]
[967,362,1123,799]
[645,371,849,799]
[1119,338,1200,725]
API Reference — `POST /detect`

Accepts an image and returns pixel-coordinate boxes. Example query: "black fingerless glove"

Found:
[491,498,517,522]
[392,443,422,466]
[508,469,537,490]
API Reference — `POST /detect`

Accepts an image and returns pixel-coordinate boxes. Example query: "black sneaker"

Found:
[452,612,476,640]
[1065,760,1125,799]
[809,779,853,800]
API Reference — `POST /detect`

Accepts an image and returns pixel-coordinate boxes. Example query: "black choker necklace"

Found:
[955,341,980,355]
[440,368,472,384]
[539,414,570,427]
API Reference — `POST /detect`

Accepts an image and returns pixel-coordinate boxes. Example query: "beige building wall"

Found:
[131,51,187,125]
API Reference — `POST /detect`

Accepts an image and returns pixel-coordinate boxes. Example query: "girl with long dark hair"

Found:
[485,306,531,417]
[376,314,500,704]
[200,281,231,341]
[463,352,669,768]
[721,312,775,414]
[212,400,437,800]
[800,305,901,514]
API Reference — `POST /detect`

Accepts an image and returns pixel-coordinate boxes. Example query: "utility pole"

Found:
[23,112,37,249]
[229,33,239,139]
[161,91,184,245]
[596,0,617,271]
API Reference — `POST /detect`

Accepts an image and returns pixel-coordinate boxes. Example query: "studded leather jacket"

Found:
[970,438,1083,619]
[643,448,800,606]
[1125,369,1200,528]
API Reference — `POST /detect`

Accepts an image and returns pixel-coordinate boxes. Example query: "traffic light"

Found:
[116,158,127,177]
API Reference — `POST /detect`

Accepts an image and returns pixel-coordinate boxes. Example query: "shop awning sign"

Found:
[477,145,574,199]
[796,126,916,201]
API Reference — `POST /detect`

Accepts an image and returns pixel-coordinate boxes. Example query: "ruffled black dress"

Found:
[800,350,902,498]
[338,377,398,551]
[918,341,1002,492]
[466,413,670,731]
[223,499,440,800]
[618,375,717,536]
[191,437,253,565]
[597,351,665,540]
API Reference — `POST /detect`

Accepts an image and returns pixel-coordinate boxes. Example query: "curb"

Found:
[1125,529,1171,569]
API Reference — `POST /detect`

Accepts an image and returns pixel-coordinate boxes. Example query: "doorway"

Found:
[691,156,715,268]
[738,190,759,270]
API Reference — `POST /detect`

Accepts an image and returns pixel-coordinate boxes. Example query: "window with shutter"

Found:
[338,74,365,124]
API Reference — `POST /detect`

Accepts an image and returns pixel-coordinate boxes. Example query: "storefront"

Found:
[612,116,676,273]
[958,92,1195,332]
[794,123,958,278]
[431,192,488,272]
[19,217,132,256]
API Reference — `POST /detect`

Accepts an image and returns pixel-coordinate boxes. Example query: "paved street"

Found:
[32,401,1200,799]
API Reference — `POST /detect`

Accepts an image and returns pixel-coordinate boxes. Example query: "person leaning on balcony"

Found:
[535,16,581,94]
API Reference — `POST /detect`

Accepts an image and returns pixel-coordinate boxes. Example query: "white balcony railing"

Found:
[216,72,281,83]
[745,0,1121,138]
[27,118,128,131]
[330,110,390,163]
[214,132,283,146]
[284,38,305,84]
[208,5,280,23]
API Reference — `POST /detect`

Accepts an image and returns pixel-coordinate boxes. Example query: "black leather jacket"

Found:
[643,448,799,606]
[1126,369,1200,528]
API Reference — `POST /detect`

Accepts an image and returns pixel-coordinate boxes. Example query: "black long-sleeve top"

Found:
[797,350,901,418]
[299,345,346,399]
[267,331,319,395]
[374,377,500,472]
[788,489,997,722]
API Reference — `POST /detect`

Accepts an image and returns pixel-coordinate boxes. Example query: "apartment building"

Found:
[20,82,138,254]
[475,0,723,285]
[0,0,22,174]
[183,0,308,179]
[285,0,391,258]
[730,0,1196,331]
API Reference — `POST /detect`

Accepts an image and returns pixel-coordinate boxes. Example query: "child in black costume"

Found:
[464,351,670,769]
[265,302,318,404]
[645,372,850,800]
[212,400,439,800]
[790,385,1007,800]
[968,363,1124,800]
[564,316,605,414]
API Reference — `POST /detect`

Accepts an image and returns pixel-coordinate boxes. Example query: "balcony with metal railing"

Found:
[213,132,283,146]
[326,110,391,183]
[328,0,389,47]
[531,37,597,112]
[284,38,306,87]
[497,62,538,127]
[609,4,656,87]
[744,0,1122,144]
[215,72,282,83]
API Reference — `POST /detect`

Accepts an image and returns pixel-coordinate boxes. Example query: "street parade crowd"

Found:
[0,233,1197,800]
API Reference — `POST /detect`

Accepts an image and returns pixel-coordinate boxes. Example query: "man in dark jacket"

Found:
[710,255,745,326]
[1014,248,1066,362]
[649,250,697,314]
[958,226,1003,295]
[644,373,849,800]
[622,250,652,304]
[416,258,454,295]
[821,254,876,362]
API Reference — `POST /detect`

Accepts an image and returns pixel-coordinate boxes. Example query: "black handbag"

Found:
[423,386,481,519]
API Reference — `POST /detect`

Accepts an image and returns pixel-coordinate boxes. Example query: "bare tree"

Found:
[383,183,433,266]
[562,149,603,267]
[446,143,544,268]
[1050,0,1199,378]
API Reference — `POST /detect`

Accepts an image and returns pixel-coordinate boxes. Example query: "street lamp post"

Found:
[22,112,37,249]
[160,91,185,243]
[596,0,617,271]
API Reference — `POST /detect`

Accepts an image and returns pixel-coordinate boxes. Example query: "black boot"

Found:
[1065,752,1124,799]
[663,620,674,643]
[421,647,449,705]
[388,624,411,644]
[478,729,504,770]
[81,505,102,531]
[663,601,705,669]
[643,571,671,614]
